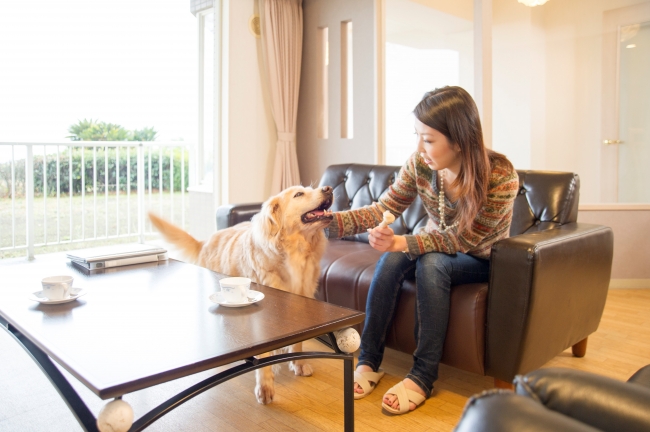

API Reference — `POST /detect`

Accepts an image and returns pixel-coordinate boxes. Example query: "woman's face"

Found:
[414,118,462,172]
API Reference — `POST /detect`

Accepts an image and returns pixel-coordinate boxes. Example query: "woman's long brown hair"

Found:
[413,86,512,233]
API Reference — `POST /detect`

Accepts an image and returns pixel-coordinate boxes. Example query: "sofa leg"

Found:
[494,378,514,390]
[572,337,588,357]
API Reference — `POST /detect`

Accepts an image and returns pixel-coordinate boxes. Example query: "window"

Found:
[198,10,215,184]
[385,44,460,165]
[384,0,474,166]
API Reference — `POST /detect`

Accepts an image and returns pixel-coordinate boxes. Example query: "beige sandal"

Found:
[353,369,385,400]
[381,381,427,414]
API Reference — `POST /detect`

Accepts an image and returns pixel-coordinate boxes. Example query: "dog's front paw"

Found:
[289,361,313,377]
[255,383,275,404]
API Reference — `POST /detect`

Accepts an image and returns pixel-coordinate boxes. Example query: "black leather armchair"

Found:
[454,365,650,432]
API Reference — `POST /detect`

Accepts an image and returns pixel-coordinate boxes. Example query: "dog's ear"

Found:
[256,195,283,239]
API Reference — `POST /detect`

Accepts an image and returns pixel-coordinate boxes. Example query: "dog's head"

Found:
[254,185,334,240]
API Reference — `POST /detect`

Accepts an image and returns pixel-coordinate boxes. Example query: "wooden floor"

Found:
[1,289,649,431]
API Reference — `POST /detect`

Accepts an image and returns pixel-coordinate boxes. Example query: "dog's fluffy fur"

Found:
[148,185,333,404]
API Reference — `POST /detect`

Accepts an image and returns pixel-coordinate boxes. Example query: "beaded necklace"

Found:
[438,169,459,232]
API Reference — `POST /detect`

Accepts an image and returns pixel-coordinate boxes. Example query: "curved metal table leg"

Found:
[2,321,99,432]
[2,321,355,432]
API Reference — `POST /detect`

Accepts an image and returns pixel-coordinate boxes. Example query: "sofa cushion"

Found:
[319,164,428,242]
[319,164,581,239]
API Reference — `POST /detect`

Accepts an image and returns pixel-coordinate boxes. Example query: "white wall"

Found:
[199,0,649,282]
[297,0,378,186]
[492,1,534,170]
[491,0,650,283]
[224,0,276,204]
[203,0,650,285]
[540,0,600,202]
[231,0,648,207]
[492,0,648,203]
[579,207,650,285]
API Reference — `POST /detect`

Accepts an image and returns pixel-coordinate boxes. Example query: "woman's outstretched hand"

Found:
[367,226,407,253]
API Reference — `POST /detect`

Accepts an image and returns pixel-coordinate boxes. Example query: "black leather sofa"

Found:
[217,163,614,387]
[454,365,650,432]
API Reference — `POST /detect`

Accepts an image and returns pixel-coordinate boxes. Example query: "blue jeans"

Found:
[357,251,490,397]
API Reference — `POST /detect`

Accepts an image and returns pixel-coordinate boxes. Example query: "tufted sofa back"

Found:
[318,164,581,241]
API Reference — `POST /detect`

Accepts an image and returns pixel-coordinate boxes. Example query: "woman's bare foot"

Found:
[382,378,426,411]
[354,365,374,395]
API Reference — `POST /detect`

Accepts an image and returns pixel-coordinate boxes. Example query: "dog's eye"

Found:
[293,192,304,198]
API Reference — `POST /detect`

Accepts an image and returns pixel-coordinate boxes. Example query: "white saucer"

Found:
[29,288,87,305]
[209,290,265,308]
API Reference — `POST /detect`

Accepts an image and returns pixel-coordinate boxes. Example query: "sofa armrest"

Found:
[485,223,614,381]
[216,203,263,230]
[454,390,599,432]
[628,364,650,388]
[515,368,650,432]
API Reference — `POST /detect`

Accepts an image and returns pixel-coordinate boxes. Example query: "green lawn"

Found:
[0,191,188,259]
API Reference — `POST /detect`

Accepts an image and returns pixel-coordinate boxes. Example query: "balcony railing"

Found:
[0,141,191,259]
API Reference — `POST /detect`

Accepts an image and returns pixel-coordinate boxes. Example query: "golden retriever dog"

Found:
[148,185,334,404]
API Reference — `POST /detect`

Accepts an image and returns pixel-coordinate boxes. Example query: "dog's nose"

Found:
[322,186,332,194]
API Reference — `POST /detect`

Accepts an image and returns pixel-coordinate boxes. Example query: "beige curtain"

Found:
[259,0,303,194]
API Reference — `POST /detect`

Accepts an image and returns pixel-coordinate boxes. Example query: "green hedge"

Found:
[0,147,190,198]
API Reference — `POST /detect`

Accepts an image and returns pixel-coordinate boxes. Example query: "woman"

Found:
[326,86,519,415]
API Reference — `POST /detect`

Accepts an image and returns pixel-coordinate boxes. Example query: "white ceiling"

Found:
[386,0,474,48]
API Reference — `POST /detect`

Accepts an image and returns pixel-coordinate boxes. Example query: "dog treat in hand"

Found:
[378,210,395,228]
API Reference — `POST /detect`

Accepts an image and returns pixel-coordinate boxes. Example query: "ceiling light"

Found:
[626,44,637,48]
[518,0,549,6]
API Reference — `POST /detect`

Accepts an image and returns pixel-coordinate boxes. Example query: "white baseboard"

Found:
[609,279,650,289]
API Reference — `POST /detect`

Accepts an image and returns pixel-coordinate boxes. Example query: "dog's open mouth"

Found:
[301,197,334,224]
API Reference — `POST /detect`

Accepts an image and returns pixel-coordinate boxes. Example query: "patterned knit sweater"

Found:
[327,152,519,259]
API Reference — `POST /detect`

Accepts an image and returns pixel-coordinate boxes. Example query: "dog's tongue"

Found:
[305,210,324,220]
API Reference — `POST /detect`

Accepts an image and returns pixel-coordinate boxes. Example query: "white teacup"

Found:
[41,275,74,300]
[219,277,251,303]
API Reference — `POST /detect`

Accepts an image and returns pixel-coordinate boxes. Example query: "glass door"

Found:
[617,21,650,202]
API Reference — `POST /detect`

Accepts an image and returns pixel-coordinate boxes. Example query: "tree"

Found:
[67,118,96,141]
[66,119,157,141]
[132,126,157,141]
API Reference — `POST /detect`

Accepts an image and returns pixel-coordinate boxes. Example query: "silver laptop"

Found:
[67,243,168,270]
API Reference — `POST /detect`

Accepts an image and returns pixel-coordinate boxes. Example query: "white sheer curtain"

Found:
[259,0,303,194]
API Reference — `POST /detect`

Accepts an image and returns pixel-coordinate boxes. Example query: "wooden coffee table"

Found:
[0,254,364,431]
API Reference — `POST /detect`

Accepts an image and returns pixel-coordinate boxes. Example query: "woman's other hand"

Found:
[367,227,407,253]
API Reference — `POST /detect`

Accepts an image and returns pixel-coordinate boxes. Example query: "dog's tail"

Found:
[148,212,203,261]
